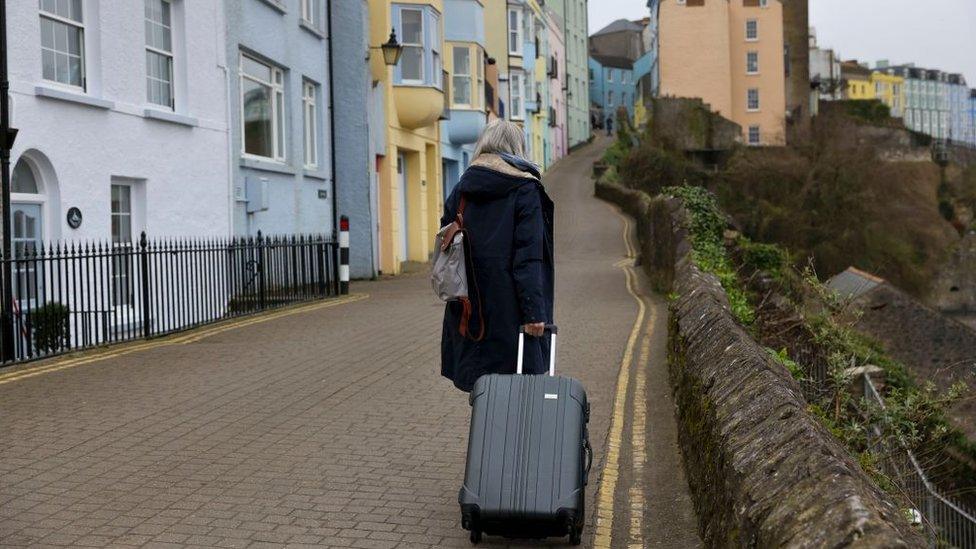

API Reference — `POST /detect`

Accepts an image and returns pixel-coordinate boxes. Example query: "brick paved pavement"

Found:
[0,138,697,548]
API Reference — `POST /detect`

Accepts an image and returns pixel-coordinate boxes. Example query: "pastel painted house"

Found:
[440,0,487,198]
[588,54,636,126]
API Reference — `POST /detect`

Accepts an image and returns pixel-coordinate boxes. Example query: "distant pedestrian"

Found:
[439,120,554,392]
[606,115,614,136]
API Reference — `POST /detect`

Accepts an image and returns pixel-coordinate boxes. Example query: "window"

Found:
[747,88,760,110]
[395,5,441,88]
[508,8,523,55]
[302,80,318,168]
[588,67,593,80]
[759,0,768,7]
[607,69,613,82]
[748,125,761,145]
[476,49,484,110]
[145,0,174,108]
[746,51,759,74]
[745,19,758,41]
[111,184,134,307]
[510,71,524,120]
[608,90,614,106]
[301,0,321,28]
[240,53,285,161]
[400,8,424,82]
[39,0,85,88]
[452,46,471,106]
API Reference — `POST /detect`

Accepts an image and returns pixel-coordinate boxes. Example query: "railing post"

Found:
[257,230,266,310]
[316,240,326,297]
[140,232,151,339]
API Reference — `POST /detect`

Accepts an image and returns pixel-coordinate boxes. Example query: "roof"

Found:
[592,19,644,37]
[826,267,885,301]
[590,54,634,70]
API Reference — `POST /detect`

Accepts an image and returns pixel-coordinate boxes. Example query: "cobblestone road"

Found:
[0,138,699,548]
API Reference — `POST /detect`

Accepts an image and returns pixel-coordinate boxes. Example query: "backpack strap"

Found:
[455,194,484,342]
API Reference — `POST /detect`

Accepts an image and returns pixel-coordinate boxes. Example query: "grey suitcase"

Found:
[459,325,592,545]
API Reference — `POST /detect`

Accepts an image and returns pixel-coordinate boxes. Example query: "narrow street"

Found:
[0,139,699,548]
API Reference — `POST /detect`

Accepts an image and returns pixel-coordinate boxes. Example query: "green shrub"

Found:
[32,301,70,354]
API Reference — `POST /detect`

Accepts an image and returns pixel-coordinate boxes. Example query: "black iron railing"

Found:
[1,231,339,364]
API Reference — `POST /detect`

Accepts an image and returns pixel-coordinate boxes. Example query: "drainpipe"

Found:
[326,0,339,241]
[0,0,17,361]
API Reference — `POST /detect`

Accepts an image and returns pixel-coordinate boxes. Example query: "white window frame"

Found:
[240,53,286,162]
[745,19,758,41]
[748,125,761,145]
[301,0,321,28]
[39,0,86,90]
[607,69,613,83]
[747,88,760,111]
[510,71,525,120]
[746,51,759,75]
[508,8,523,56]
[145,0,175,109]
[451,45,472,108]
[302,80,318,169]
[399,7,425,84]
[608,90,614,106]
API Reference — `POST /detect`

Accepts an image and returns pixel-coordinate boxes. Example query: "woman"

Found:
[440,120,555,392]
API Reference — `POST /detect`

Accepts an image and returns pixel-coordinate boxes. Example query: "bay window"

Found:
[394,4,442,88]
[452,46,471,107]
[241,53,286,161]
[508,8,523,56]
[510,72,525,120]
[39,0,86,88]
[145,0,174,108]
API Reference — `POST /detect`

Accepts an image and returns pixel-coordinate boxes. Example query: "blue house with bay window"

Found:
[440,0,487,197]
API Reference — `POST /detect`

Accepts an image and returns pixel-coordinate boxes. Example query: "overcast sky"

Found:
[588,0,976,84]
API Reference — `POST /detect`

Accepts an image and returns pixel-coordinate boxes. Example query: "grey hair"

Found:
[472,119,526,159]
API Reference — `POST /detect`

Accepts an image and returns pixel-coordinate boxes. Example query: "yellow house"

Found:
[369,0,445,274]
[871,71,906,117]
[841,61,874,100]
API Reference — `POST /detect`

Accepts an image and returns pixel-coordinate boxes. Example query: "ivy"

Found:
[663,185,755,325]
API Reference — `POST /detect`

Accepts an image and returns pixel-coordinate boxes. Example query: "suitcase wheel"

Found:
[469,530,482,544]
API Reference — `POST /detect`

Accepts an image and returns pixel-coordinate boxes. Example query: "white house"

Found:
[6,0,231,251]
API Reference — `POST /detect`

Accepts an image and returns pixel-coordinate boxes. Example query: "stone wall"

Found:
[595,177,925,547]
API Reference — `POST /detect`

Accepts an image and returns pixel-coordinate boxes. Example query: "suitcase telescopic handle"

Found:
[516,324,558,376]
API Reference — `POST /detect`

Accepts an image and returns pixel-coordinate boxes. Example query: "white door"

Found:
[11,203,43,307]
[398,154,408,261]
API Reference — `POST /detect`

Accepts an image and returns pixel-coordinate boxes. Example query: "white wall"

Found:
[7,0,230,243]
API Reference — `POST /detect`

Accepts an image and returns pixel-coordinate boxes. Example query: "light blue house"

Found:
[440,0,487,198]
[225,0,373,277]
[969,90,976,147]
[225,0,333,237]
[589,54,636,126]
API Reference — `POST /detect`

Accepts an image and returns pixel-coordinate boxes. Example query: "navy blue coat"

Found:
[440,154,555,392]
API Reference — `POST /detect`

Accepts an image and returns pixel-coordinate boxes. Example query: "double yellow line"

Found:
[0,293,368,387]
[593,206,655,548]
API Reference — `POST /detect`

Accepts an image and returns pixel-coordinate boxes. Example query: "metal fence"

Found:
[864,374,976,548]
[1,231,339,364]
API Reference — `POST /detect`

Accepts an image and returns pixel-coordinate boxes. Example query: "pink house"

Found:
[547,10,568,165]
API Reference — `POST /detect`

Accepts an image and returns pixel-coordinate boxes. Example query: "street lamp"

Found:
[371,28,403,67]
